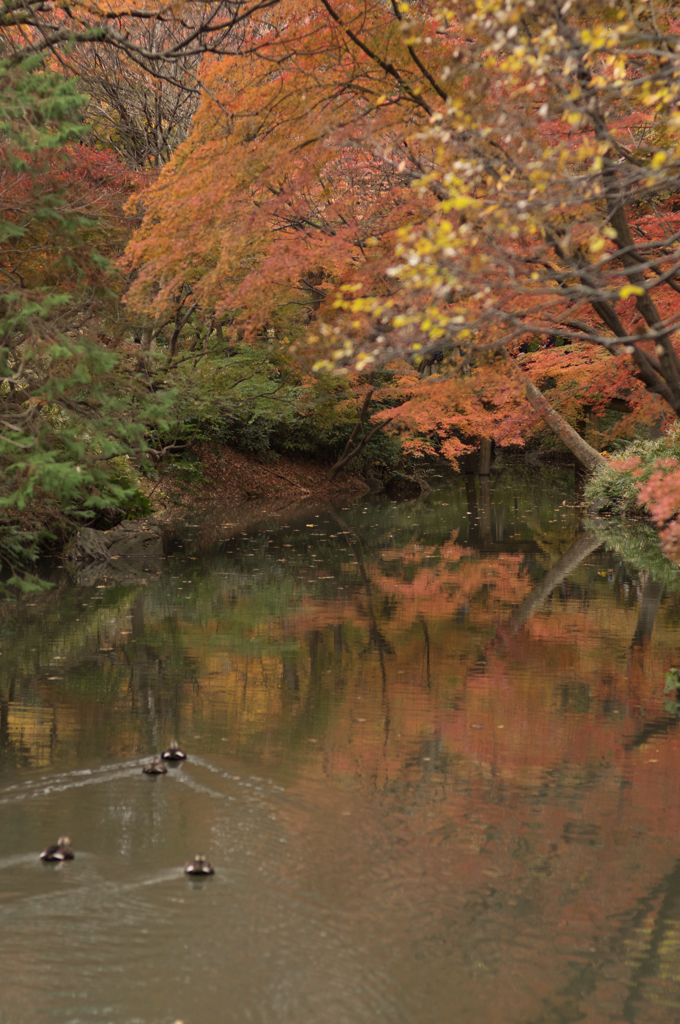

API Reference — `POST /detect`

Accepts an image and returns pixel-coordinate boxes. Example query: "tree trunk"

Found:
[510,532,603,632]
[326,380,387,480]
[523,376,607,473]
[478,477,492,541]
[479,438,492,475]
[631,578,665,650]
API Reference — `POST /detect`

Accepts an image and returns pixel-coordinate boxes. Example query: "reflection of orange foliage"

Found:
[174,547,678,812]
[367,548,531,620]
[267,585,680,1023]
[8,528,680,1019]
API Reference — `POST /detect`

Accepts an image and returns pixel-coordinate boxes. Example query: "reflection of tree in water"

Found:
[346,525,680,1024]
[0,585,200,765]
[508,531,603,632]
[464,472,545,552]
[330,510,394,745]
[631,578,666,650]
[262,496,679,783]
[123,590,200,752]
[0,679,44,768]
[3,476,680,1019]
[623,574,680,752]
[517,857,680,1024]
[619,858,680,1023]
[520,556,680,1021]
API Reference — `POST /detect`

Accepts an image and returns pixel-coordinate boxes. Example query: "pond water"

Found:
[2,464,680,1024]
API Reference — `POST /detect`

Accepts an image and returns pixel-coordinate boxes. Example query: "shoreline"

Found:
[139,441,370,527]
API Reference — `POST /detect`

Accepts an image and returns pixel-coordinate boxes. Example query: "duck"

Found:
[40,836,74,861]
[161,739,186,761]
[184,854,214,876]
[142,757,167,775]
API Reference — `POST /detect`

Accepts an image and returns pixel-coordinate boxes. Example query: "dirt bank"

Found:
[144,442,369,525]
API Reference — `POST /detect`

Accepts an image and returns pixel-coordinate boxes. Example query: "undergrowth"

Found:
[584,426,680,515]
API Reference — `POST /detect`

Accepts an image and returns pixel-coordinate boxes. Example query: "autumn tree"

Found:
[57,25,202,170]
[355,0,680,491]
[118,1,680,475]
[121,0,473,466]
[1,0,292,170]
[0,0,282,62]
[340,2,680,410]
[12,0,672,491]
[122,0,452,335]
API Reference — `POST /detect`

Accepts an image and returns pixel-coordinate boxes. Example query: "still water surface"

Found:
[2,465,680,1024]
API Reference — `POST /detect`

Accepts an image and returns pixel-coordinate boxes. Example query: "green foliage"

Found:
[584,426,680,516]
[0,55,87,153]
[584,463,643,516]
[664,667,680,716]
[151,343,305,460]
[273,416,403,474]
[0,59,172,594]
[154,346,404,475]
[584,514,680,592]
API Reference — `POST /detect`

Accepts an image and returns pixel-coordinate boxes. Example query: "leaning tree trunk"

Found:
[521,373,607,473]
[510,531,603,632]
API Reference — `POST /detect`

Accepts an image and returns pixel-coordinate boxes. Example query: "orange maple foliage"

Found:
[118,0,680,472]
[20,0,679,537]
[123,0,452,333]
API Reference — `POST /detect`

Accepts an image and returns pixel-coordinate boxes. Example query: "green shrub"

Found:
[584,426,680,515]
[154,351,406,476]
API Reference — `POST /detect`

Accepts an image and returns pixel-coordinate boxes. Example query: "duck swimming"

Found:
[40,836,74,861]
[184,854,214,876]
[142,757,167,775]
[161,739,186,761]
